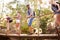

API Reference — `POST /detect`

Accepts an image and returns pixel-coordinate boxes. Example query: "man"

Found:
[26,4,35,34]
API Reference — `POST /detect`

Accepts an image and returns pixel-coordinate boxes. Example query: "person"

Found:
[51,0,60,27]
[0,18,1,23]
[26,4,35,34]
[6,15,13,34]
[15,11,21,35]
[55,2,60,26]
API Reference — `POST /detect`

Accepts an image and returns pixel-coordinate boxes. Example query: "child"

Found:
[15,11,21,35]
[6,15,13,34]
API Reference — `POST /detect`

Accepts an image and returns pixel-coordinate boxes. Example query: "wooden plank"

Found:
[0,33,58,37]
[0,33,59,40]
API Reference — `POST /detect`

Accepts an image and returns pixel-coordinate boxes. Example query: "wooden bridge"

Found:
[0,26,60,40]
[0,33,60,40]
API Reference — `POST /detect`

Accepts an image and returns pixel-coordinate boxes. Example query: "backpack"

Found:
[7,17,13,23]
[33,11,35,17]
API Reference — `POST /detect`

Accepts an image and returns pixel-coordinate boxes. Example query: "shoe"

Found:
[6,30,10,35]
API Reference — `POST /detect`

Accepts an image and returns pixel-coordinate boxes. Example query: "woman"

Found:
[55,2,60,26]
[50,0,60,27]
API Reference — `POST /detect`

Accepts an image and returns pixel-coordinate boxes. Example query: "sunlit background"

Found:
[0,0,58,34]
[0,0,50,16]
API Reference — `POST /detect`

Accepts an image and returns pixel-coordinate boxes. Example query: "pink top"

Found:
[16,13,21,20]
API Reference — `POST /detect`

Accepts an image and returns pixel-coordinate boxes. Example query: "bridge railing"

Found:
[0,34,60,40]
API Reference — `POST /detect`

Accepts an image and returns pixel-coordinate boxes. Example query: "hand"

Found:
[56,10,60,12]
[27,16,31,18]
[31,14,35,18]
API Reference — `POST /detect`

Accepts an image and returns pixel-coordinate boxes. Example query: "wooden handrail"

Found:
[0,34,59,40]
[0,34,58,38]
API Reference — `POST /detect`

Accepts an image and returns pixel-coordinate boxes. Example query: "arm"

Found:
[49,0,54,4]
[20,14,21,19]
[27,15,32,18]
[57,4,60,12]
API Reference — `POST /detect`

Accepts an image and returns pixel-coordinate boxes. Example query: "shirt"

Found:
[27,8,35,18]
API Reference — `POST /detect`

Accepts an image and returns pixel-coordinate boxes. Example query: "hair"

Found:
[6,15,8,16]
[17,11,20,13]
[26,4,30,7]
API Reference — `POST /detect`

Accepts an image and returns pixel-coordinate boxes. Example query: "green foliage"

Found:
[40,8,53,34]
[40,16,49,33]
[21,25,29,34]
[21,21,29,34]
[0,0,54,34]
